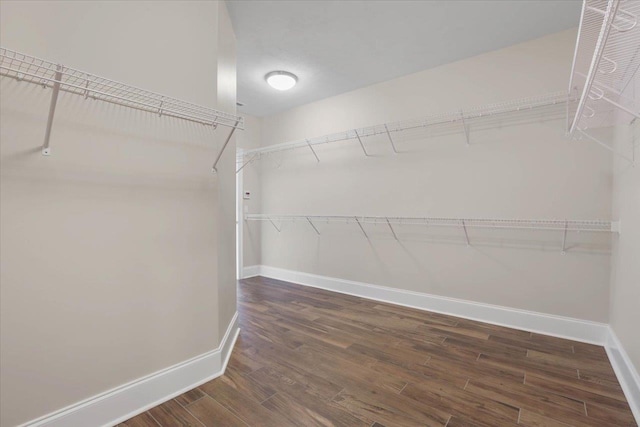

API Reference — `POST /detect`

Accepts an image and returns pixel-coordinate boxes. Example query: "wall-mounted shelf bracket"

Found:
[268,218,281,233]
[460,111,470,146]
[355,217,369,239]
[236,153,260,174]
[462,220,470,246]
[212,121,240,173]
[307,217,320,235]
[384,124,398,153]
[354,130,370,156]
[306,139,320,162]
[42,64,62,156]
[386,217,399,240]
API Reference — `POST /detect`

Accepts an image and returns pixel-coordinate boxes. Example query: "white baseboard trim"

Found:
[242,265,261,279]
[20,312,240,427]
[605,327,640,422]
[256,265,609,345]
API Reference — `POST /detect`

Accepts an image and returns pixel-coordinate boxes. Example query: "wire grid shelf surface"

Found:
[568,0,640,134]
[0,47,244,129]
[237,91,570,160]
[245,214,616,233]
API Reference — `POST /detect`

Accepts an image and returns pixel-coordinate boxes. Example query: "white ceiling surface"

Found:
[227,1,581,117]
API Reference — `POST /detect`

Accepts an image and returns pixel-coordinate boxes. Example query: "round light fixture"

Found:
[265,71,297,91]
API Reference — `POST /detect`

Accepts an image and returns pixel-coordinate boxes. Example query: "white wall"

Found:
[0,2,236,426]
[215,2,239,342]
[251,29,613,322]
[236,114,263,269]
[609,88,640,371]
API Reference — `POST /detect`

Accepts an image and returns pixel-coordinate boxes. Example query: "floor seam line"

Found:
[146,410,163,427]
[180,391,207,408]
[182,401,209,427]
[260,392,277,405]
[330,388,346,402]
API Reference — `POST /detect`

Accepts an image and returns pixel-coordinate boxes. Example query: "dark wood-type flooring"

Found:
[121,276,636,426]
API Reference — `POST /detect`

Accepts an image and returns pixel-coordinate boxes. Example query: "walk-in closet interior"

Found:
[1,1,639,426]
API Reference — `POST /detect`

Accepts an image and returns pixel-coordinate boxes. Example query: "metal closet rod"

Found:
[236,91,571,168]
[0,47,243,171]
[568,0,640,136]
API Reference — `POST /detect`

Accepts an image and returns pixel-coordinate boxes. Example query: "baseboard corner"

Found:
[20,312,240,427]
[605,327,640,423]
[242,265,261,279]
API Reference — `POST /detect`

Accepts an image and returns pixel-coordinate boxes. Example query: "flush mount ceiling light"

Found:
[265,71,297,91]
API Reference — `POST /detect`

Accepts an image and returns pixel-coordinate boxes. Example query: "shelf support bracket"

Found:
[236,153,260,174]
[307,217,320,235]
[460,110,470,146]
[561,220,568,255]
[355,217,369,239]
[462,220,470,246]
[83,75,91,99]
[386,217,399,240]
[384,124,398,153]
[354,130,370,156]
[42,64,63,156]
[268,218,281,233]
[306,139,320,162]
[212,120,240,173]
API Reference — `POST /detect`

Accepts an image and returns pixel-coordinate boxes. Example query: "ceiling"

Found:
[227,1,581,117]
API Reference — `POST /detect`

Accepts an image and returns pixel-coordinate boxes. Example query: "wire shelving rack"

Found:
[246,214,618,254]
[236,91,571,173]
[0,47,244,171]
[567,0,640,153]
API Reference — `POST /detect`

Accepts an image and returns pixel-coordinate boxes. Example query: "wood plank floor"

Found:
[121,276,636,427]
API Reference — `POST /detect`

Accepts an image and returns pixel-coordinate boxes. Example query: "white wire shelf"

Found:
[246,214,615,232]
[568,0,640,138]
[246,214,617,253]
[236,91,570,172]
[0,47,243,169]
